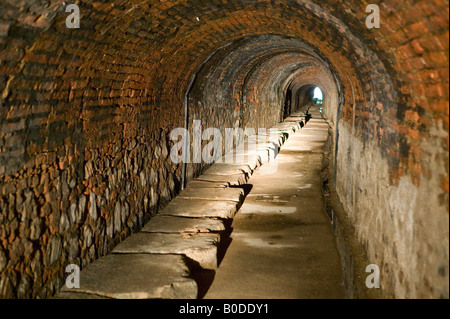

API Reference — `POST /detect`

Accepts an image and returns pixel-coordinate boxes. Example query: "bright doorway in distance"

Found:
[312,87,323,104]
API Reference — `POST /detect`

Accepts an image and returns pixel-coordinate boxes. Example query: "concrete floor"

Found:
[204,106,346,299]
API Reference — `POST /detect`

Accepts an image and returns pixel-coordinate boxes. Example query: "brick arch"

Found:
[1,1,397,167]
[288,65,341,124]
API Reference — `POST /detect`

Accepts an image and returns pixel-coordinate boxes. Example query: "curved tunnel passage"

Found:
[185,34,340,180]
[0,0,448,299]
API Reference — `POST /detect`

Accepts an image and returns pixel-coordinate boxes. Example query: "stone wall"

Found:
[333,122,449,298]
[0,128,182,298]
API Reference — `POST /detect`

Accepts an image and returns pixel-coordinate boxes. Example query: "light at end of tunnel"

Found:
[313,87,323,101]
[313,87,323,112]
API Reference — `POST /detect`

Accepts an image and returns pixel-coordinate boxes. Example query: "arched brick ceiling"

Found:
[0,0,448,184]
[189,34,329,131]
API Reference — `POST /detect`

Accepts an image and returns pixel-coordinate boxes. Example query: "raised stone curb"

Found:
[57,254,198,299]
[112,233,220,270]
[178,187,244,202]
[196,173,248,186]
[221,152,261,171]
[203,163,253,176]
[185,180,228,188]
[159,198,240,219]
[141,215,225,234]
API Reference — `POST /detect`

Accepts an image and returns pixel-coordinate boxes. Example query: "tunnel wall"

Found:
[0,1,187,298]
[322,1,449,298]
[0,0,448,299]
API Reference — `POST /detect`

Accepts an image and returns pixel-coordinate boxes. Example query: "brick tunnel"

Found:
[0,0,448,299]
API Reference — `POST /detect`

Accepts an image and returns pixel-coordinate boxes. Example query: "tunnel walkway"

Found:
[53,104,345,299]
[203,105,345,299]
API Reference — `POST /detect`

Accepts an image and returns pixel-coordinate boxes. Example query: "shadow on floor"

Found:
[187,225,234,299]
[230,183,253,197]
[188,184,253,299]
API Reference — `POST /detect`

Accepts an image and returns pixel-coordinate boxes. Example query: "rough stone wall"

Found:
[336,123,448,298]
[0,1,185,298]
[0,132,179,298]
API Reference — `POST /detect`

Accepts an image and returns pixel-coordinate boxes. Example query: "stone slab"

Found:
[246,134,278,144]
[269,129,291,137]
[185,180,228,188]
[274,124,297,132]
[254,143,280,152]
[203,163,253,176]
[222,151,260,170]
[196,173,247,186]
[142,215,225,234]
[178,186,244,202]
[113,233,220,270]
[160,197,240,219]
[247,135,285,148]
[285,116,305,121]
[256,149,270,164]
[59,254,197,299]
